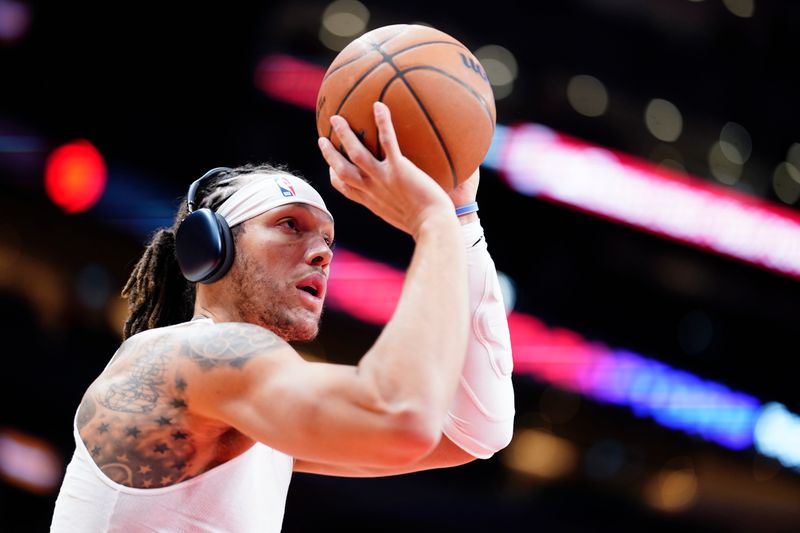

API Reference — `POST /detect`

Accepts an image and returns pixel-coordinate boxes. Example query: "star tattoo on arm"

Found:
[170,398,187,409]
[153,443,169,454]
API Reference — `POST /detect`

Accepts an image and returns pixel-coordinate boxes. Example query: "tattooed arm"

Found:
[181,311,469,471]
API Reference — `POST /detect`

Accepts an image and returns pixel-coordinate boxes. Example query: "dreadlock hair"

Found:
[121,162,295,340]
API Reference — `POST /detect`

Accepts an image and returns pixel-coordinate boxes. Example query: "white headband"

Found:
[216,173,333,228]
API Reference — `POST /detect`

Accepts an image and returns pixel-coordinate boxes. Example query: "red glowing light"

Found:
[327,249,404,324]
[255,54,324,110]
[44,140,107,213]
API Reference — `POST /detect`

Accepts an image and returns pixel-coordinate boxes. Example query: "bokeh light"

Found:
[708,141,742,185]
[754,403,800,469]
[719,121,752,164]
[44,140,107,214]
[645,457,699,513]
[319,0,369,51]
[0,429,62,495]
[502,428,578,480]
[475,44,518,100]
[644,98,683,142]
[771,162,800,204]
[567,74,609,117]
[0,0,30,43]
[723,0,755,18]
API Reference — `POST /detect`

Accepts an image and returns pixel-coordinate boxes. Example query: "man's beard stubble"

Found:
[229,252,321,342]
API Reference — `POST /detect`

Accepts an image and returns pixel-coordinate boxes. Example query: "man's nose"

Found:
[306,237,333,267]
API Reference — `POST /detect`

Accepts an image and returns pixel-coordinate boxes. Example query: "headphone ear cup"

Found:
[208,212,235,283]
[175,209,235,283]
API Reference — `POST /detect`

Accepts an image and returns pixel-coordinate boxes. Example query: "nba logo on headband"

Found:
[276,176,296,197]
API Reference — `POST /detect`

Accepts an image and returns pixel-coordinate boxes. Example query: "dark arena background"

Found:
[2,1,800,531]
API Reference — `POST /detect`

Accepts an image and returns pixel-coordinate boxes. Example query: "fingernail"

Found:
[318,137,326,150]
[330,115,343,129]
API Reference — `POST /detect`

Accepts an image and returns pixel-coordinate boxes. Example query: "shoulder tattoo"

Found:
[182,323,285,370]
[77,393,97,429]
[100,335,167,414]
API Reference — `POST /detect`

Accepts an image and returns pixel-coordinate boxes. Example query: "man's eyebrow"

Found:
[289,203,334,222]
[286,203,335,236]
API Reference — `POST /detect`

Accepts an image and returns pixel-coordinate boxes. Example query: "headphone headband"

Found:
[186,167,232,212]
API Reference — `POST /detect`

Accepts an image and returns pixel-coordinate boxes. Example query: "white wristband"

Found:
[443,219,515,459]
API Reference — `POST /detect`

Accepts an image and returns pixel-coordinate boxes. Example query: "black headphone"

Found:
[175,167,235,284]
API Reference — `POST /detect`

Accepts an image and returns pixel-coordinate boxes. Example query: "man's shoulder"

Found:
[110,320,291,378]
[112,322,193,361]
[175,321,290,370]
[123,320,282,348]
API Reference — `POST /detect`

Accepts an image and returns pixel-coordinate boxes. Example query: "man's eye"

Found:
[281,219,298,230]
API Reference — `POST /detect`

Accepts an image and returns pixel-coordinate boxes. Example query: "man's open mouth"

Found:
[296,273,326,300]
[299,285,318,297]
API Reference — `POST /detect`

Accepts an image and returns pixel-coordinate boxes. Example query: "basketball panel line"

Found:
[376,48,458,189]
[396,65,496,131]
[321,30,406,82]
[387,40,470,62]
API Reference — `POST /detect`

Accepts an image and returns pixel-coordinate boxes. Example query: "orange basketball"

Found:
[315,24,496,192]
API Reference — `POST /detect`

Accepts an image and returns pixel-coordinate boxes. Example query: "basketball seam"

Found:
[377,49,458,189]
[321,31,406,83]
[325,57,386,139]
[325,40,469,83]
[395,65,496,132]
[388,40,469,60]
[323,39,475,140]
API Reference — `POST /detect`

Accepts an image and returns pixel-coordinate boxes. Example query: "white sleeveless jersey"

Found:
[50,319,294,532]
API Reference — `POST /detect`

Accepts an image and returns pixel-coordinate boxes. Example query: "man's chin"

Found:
[271,315,321,343]
[290,315,319,339]
[291,330,319,343]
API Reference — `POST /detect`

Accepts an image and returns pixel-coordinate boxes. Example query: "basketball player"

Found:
[50,102,514,531]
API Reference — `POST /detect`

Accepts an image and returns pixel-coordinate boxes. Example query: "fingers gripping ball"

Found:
[316,24,496,192]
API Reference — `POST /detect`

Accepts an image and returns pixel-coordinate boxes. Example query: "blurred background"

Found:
[2,0,800,531]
